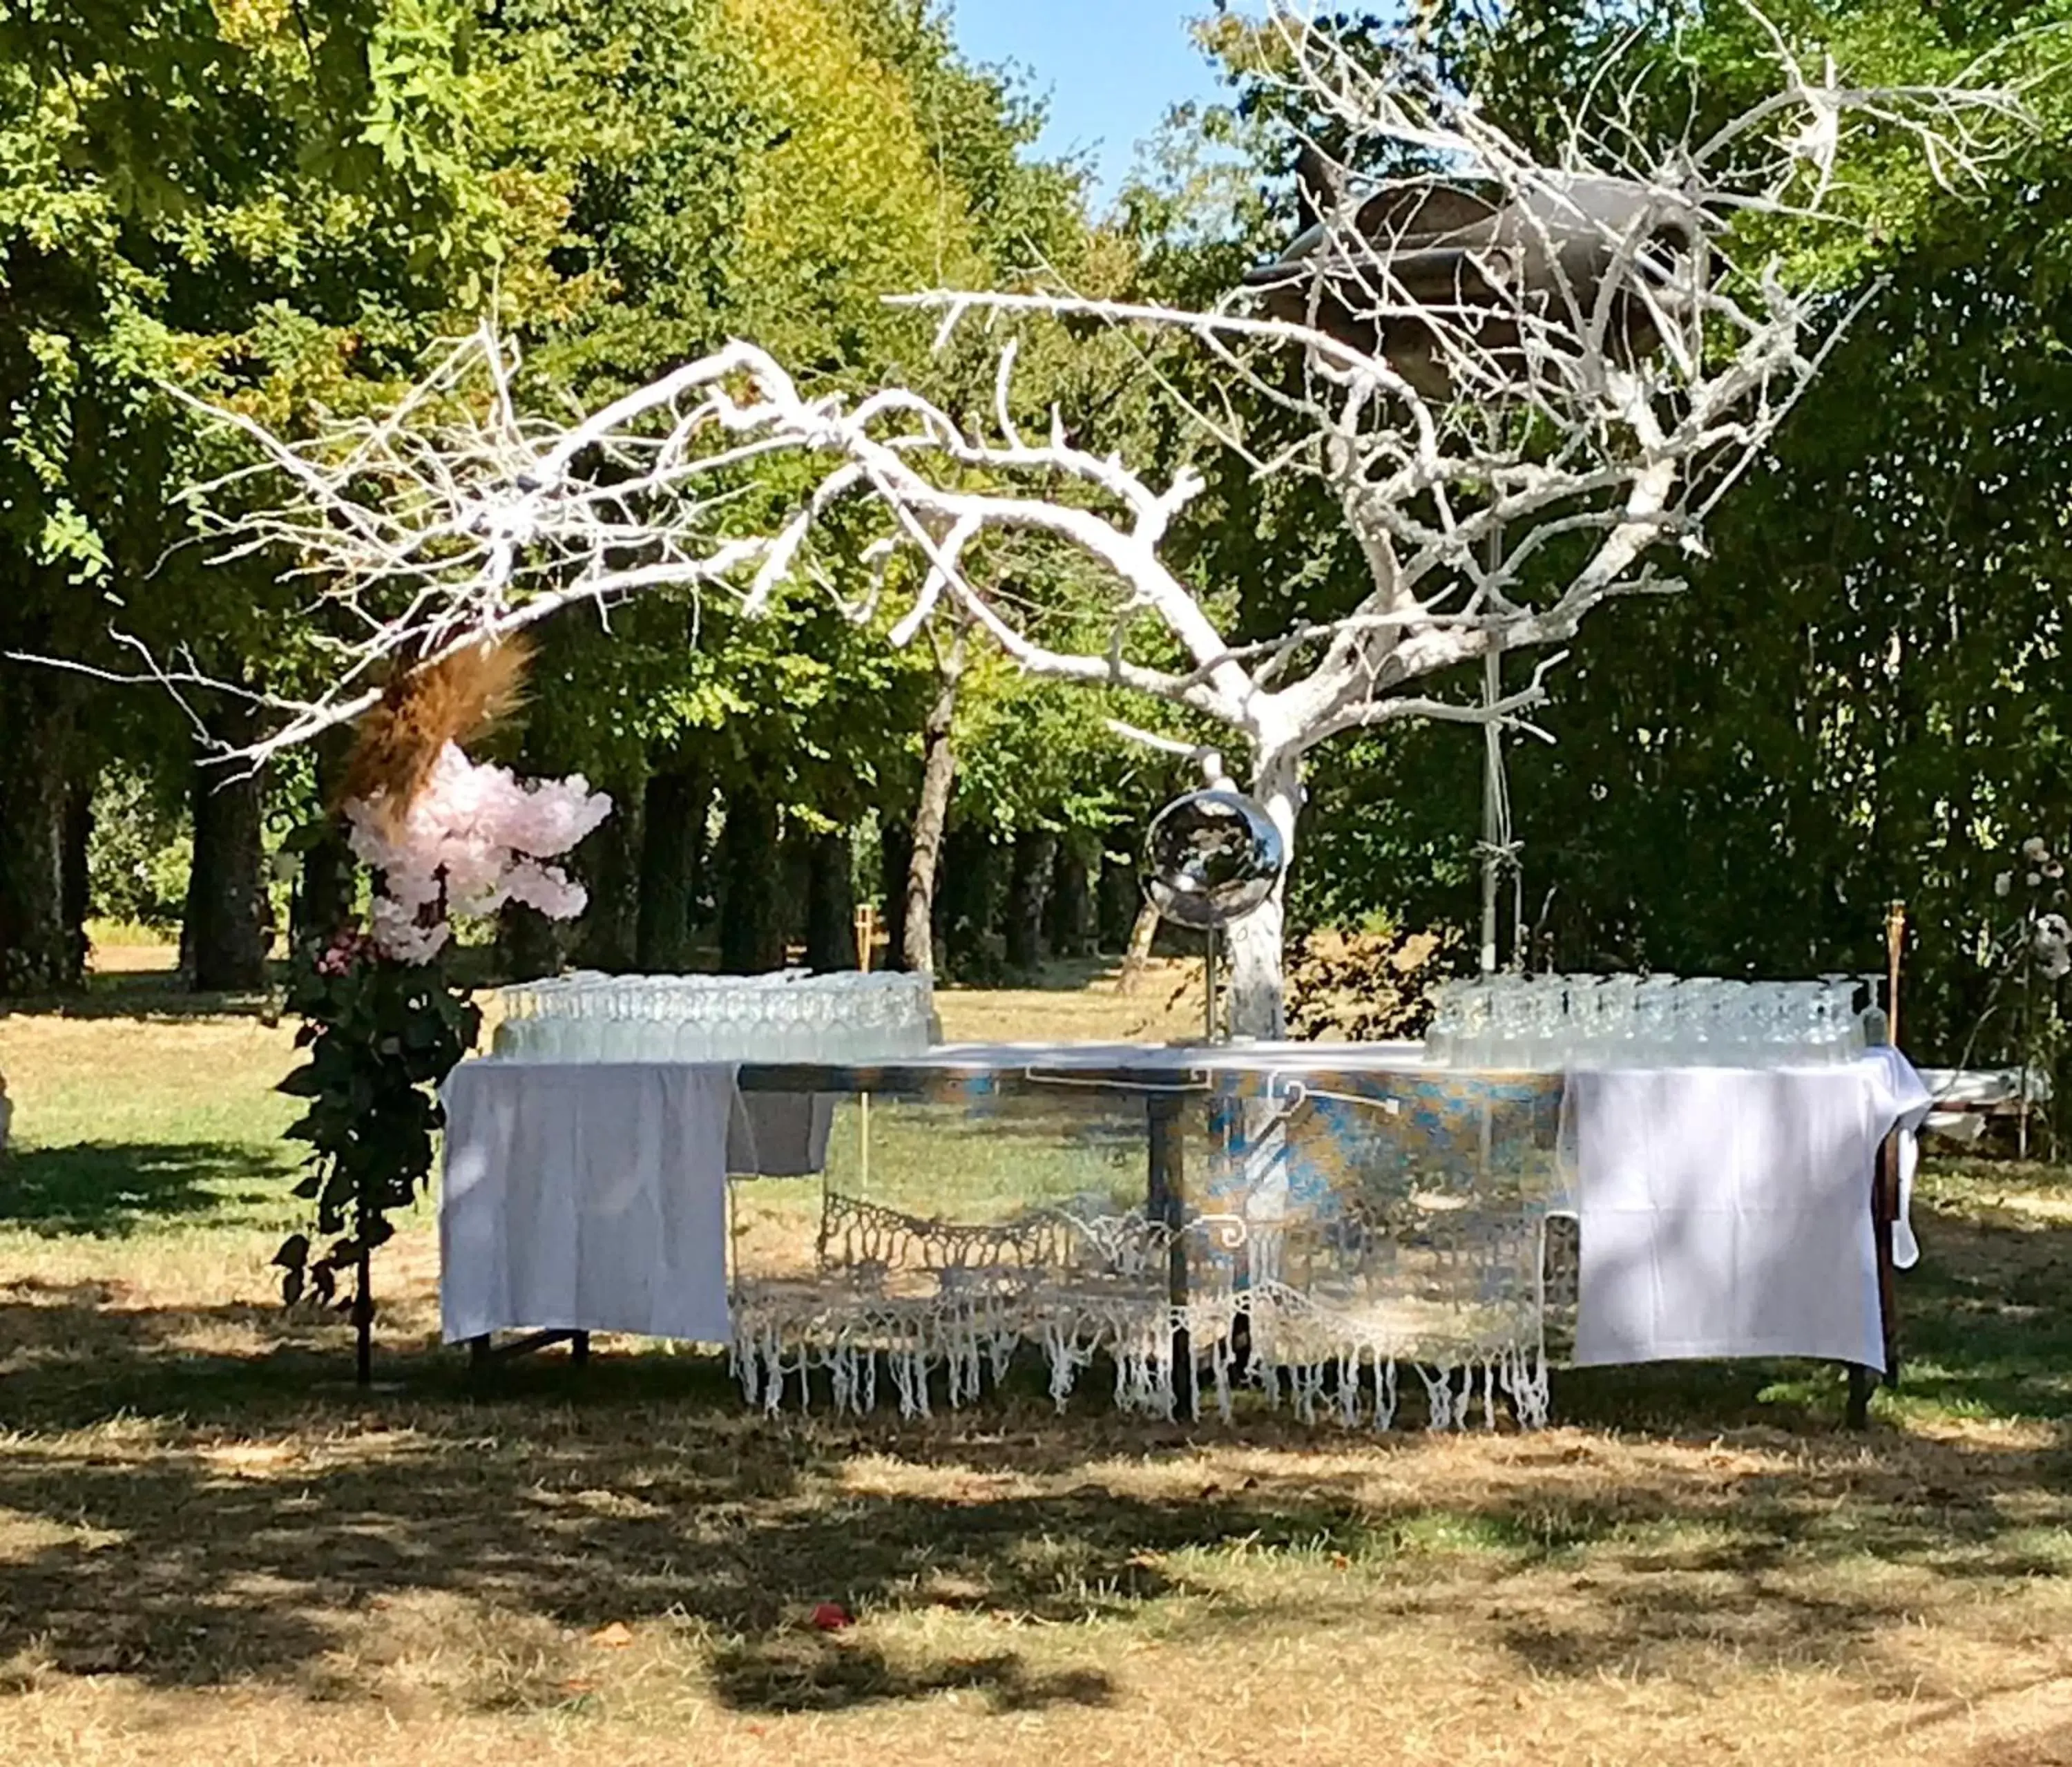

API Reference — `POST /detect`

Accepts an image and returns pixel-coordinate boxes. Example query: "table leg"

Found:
[1846,1364,1872,1430]
[1846,1127,1903,1431]
[1873,1127,1901,1389]
[1147,1095,1192,1411]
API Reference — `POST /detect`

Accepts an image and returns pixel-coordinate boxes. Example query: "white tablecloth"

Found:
[1566,1048,1931,1372]
[441,1063,738,1345]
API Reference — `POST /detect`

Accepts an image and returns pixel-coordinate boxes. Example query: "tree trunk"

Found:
[497,900,564,981]
[1118,899,1160,993]
[1005,829,1056,973]
[940,825,999,981]
[0,682,80,995]
[635,763,706,971]
[1097,846,1141,955]
[291,727,356,957]
[61,774,92,968]
[717,784,785,973]
[573,779,642,971]
[903,638,963,977]
[184,705,272,993]
[880,821,913,972]
[780,830,812,956]
[1048,837,1094,958]
[1224,747,1301,1040]
[805,830,857,971]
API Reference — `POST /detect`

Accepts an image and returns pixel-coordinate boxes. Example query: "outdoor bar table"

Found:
[439,1041,1930,1427]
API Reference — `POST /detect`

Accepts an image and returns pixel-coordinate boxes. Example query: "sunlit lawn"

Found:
[3,947,2072,1765]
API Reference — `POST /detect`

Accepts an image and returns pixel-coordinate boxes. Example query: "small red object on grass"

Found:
[809,1601,852,1632]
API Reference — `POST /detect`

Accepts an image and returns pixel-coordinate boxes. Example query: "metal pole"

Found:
[1205,927,1219,1044]
[1147,1092,1192,1411]
[1479,639,1504,975]
[1478,488,1508,977]
[855,904,874,1189]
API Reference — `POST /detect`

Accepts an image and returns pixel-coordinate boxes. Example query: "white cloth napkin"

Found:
[1568,1049,1931,1372]
[439,1062,736,1345]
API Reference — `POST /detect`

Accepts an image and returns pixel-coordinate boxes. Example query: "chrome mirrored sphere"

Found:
[1144,790,1286,930]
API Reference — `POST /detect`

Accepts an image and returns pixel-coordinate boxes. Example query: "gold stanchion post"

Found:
[854,904,876,1190]
[1851,901,1908,1427]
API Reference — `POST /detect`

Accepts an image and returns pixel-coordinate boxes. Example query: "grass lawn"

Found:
[3,953,2072,1765]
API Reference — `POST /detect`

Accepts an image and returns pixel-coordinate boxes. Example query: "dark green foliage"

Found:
[86,766,191,931]
[274,931,481,1367]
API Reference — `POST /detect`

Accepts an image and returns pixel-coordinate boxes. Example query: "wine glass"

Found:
[1531,975,1560,1064]
[1571,974,1612,1065]
[1450,978,1489,1069]
[1489,977,1533,1069]
[1633,975,1676,1058]
[1425,981,1461,1067]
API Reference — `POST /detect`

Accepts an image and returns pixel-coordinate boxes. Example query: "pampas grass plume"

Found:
[342,637,533,828]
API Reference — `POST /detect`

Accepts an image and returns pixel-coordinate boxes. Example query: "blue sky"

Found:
[945,3,1259,202]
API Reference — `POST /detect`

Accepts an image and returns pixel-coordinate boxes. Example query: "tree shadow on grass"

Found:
[0,1142,288,1235]
[3,968,280,1023]
[0,1291,2065,1714]
[708,1636,1115,1714]
[0,1322,1266,1710]
[0,1159,2070,1719]
[1551,1357,1839,1431]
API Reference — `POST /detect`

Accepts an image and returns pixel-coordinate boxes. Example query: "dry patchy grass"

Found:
[2,971,2072,1764]
[934,956,1211,1044]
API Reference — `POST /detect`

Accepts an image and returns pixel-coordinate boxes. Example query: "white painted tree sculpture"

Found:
[121,6,2020,1034]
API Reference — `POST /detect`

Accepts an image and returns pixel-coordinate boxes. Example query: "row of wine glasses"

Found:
[491,971,936,1064]
[1423,973,1879,1070]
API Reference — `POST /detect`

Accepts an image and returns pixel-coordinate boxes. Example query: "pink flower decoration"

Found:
[314,926,378,976]
[346,743,613,964]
